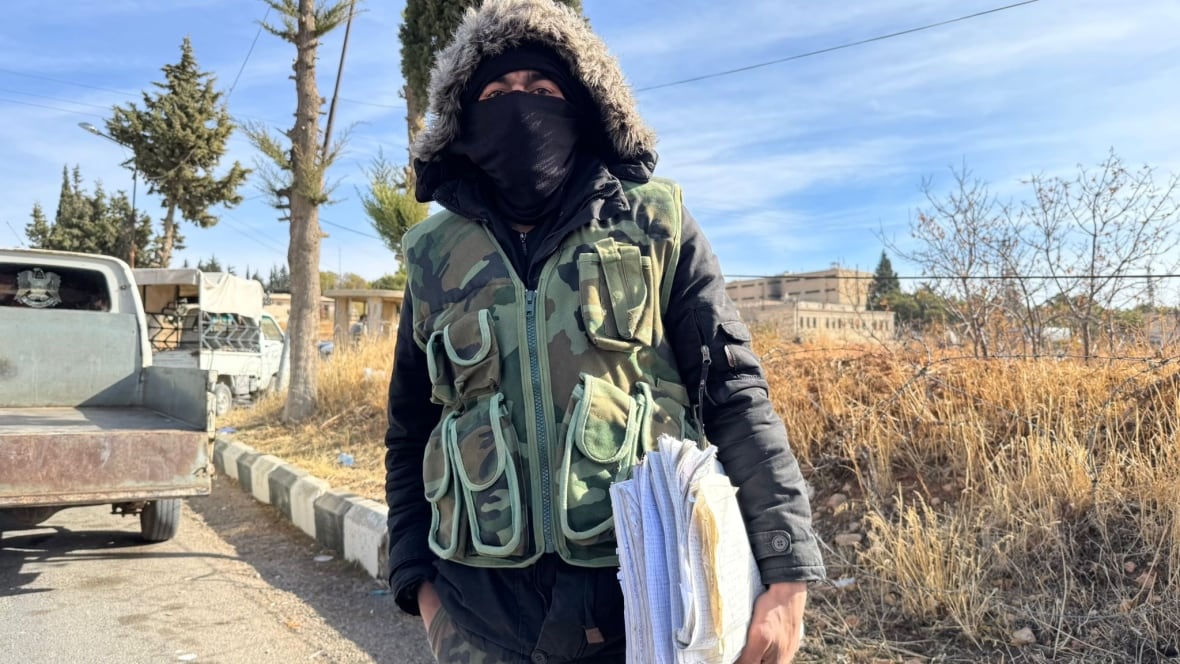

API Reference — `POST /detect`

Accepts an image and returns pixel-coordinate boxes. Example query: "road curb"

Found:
[212,436,388,585]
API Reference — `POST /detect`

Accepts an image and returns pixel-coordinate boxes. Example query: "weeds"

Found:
[228,332,1180,661]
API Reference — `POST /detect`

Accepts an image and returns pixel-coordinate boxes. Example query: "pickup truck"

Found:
[0,249,213,542]
[134,268,286,416]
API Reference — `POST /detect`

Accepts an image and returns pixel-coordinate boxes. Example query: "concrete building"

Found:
[726,268,896,342]
[324,288,405,344]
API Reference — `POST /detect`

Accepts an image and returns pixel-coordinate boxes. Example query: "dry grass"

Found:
[223,335,395,499]
[227,331,1180,661]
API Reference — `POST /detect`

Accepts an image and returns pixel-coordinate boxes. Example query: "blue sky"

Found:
[2,0,1178,282]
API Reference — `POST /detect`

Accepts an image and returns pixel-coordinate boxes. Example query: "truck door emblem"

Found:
[16,268,62,308]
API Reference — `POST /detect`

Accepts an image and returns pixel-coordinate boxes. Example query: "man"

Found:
[385,1,825,662]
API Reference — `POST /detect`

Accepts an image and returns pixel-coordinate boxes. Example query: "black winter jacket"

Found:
[385,157,826,639]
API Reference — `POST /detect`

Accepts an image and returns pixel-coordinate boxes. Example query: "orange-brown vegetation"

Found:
[227,333,1180,661]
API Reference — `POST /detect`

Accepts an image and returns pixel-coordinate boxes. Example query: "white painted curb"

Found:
[343,498,390,580]
[220,441,256,481]
[249,454,284,504]
[290,475,331,539]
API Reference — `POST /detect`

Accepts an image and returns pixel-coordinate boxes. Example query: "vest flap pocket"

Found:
[423,412,462,559]
[451,394,509,492]
[577,240,654,352]
[440,309,501,399]
[560,374,643,543]
[448,393,524,557]
[422,416,452,502]
[573,374,640,463]
[426,331,458,407]
[444,309,495,366]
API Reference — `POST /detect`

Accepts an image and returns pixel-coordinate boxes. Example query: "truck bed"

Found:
[0,406,211,508]
[0,406,200,434]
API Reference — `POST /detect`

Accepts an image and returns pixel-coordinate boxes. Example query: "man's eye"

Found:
[530,88,552,95]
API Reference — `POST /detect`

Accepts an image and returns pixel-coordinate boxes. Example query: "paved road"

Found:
[0,477,434,664]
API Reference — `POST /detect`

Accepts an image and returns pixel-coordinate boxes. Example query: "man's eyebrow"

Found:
[491,70,550,85]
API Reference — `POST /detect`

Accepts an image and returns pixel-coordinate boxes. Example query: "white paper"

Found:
[611,436,764,664]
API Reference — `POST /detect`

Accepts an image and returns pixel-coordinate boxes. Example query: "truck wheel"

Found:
[140,499,181,542]
[212,383,233,417]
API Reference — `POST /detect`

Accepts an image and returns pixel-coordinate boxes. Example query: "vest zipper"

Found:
[525,289,556,553]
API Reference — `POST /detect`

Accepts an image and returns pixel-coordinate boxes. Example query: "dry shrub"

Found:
[772,335,1180,660]
[861,494,996,642]
[229,329,1180,660]
[224,334,395,497]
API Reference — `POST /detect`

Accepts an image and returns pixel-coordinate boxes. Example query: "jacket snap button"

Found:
[771,535,789,552]
[531,652,548,664]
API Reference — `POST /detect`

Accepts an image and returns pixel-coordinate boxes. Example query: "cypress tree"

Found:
[868,251,902,310]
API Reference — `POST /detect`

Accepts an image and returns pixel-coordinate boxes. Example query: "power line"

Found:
[636,0,1043,93]
[219,211,289,257]
[320,217,382,241]
[0,67,136,98]
[338,97,405,110]
[0,96,105,118]
[0,87,113,111]
[227,6,271,98]
[4,219,28,248]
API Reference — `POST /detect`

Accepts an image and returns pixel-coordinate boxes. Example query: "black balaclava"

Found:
[450,43,589,226]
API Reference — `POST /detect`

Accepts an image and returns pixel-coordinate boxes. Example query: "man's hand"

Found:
[418,581,442,632]
[736,581,808,664]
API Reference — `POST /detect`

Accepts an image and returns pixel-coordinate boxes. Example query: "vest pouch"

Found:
[423,412,464,558]
[558,373,644,550]
[577,238,654,352]
[425,331,458,406]
[448,392,526,557]
[443,309,501,400]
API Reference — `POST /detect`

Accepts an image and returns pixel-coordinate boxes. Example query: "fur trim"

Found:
[412,0,656,163]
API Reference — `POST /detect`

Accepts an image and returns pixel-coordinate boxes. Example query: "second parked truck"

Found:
[134,268,286,417]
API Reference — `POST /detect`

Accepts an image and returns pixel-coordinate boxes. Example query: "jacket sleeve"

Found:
[385,288,442,615]
[663,205,826,584]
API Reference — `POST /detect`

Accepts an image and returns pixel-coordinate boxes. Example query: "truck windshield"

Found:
[0,263,112,311]
[261,317,284,342]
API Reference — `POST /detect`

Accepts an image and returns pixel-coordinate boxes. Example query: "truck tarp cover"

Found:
[135,269,263,320]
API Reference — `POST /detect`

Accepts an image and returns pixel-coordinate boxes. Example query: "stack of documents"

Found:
[610,435,763,664]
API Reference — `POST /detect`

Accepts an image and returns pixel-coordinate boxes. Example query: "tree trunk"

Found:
[160,202,178,267]
[403,81,426,197]
[283,0,325,423]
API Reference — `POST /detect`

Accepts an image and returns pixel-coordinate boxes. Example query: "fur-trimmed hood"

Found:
[411,0,656,166]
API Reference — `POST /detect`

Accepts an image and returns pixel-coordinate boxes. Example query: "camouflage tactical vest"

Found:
[403,177,698,568]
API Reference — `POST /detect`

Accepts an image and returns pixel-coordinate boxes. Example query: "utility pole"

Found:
[79,121,139,267]
[322,0,356,160]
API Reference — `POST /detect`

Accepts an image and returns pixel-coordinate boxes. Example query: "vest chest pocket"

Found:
[577,238,654,352]
[423,393,526,559]
[558,373,647,551]
[425,309,500,406]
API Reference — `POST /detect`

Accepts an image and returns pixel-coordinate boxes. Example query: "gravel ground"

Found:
[0,477,434,664]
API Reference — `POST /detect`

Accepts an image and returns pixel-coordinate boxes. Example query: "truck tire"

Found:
[212,383,233,417]
[140,499,181,542]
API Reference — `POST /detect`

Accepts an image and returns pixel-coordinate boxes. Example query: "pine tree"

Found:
[107,37,250,267]
[267,264,291,293]
[868,251,901,310]
[360,149,428,261]
[27,165,157,263]
[26,203,54,247]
